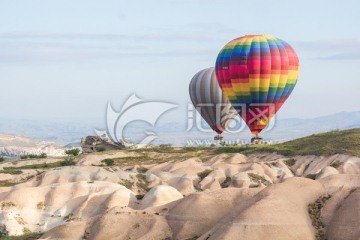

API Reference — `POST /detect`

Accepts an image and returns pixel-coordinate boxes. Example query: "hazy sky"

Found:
[1,0,359,125]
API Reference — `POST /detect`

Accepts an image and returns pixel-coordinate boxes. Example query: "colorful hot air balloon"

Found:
[215,34,299,136]
[189,67,238,140]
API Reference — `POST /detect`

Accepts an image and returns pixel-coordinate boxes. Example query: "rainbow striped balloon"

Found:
[215,34,300,135]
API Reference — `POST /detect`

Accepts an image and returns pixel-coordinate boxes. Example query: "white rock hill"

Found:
[0,134,66,157]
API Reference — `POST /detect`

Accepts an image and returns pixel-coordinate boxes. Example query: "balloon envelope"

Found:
[215,34,300,135]
[189,67,238,134]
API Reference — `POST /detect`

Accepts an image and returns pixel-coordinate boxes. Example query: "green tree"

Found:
[65,148,80,156]
[103,159,114,166]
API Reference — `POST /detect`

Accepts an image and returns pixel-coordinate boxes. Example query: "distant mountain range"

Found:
[133,111,360,145]
[0,118,96,142]
[0,111,359,149]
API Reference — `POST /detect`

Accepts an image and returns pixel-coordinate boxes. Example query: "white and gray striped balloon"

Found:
[189,67,238,134]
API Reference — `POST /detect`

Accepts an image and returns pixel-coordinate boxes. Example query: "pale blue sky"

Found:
[1,0,359,125]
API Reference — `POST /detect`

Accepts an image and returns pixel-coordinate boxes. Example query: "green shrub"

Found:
[0,156,4,163]
[284,158,296,167]
[102,159,114,166]
[96,146,106,152]
[60,159,76,166]
[65,148,80,156]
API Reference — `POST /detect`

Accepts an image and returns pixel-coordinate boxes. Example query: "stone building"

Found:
[80,135,125,153]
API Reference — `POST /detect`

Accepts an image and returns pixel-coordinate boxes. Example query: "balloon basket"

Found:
[214,135,224,141]
[251,136,265,145]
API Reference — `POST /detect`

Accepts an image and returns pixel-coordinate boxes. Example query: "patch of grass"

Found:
[63,213,80,222]
[60,158,76,166]
[264,162,277,168]
[0,169,23,175]
[102,159,114,166]
[1,201,16,210]
[15,216,27,225]
[136,173,150,191]
[133,223,140,229]
[215,146,241,154]
[36,202,45,210]
[105,155,150,167]
[0,173,37,187]
[216,129,360,157]
[284,158,296,167]
[65,148,80,156]
[197,169,212,180]
[308,194,332,240]
[22,228,31,235]
[3,159,75,171]
[119,155,149,161]
[183,146,212,152]
[135,146,210,154]
[0,233,43,240]
[330,160,342,168]
[136,182,150,192]
[20,153,47,160]
[0,178,32,187]
[247,173,267,185]
[96,146,106,152]
[119,179,134,189]
[136,173,147,181]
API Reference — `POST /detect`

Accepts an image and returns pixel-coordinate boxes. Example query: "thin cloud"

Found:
[0,30,220,64]
[294,38,360,60]
[0,40,215,64]
[0,31,219,43]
